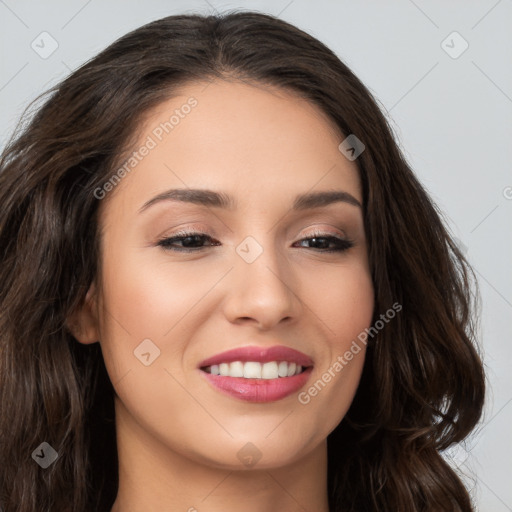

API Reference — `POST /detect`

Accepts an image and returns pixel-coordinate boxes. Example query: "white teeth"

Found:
[243,361,262,379]
[278,361,288,377]
[219,363,230,377]
[206,361,306,379]
[230,361,244,377]
[261,362,279,379]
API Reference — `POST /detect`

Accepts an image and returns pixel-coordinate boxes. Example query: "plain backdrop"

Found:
[1,1,511,510]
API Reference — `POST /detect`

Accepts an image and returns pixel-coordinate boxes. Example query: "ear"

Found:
[66,283,100,344]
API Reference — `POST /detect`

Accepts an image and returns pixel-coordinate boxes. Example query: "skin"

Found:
[71,79,374,512]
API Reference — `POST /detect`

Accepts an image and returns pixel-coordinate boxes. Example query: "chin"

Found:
[185,429,323,472]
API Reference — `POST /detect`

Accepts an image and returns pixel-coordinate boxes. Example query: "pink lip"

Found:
[201,367,313,403]
[198,345,314,368]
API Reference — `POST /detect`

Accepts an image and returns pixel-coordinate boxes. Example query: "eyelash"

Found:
[157,230,354,253]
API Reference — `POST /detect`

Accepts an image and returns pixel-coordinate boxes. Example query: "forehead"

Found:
[100,79,362,216]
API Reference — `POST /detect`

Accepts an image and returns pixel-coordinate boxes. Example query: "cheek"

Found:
[95,248,195,383]
[294,263,373,429]
[306,260,374,351]
[96,244,239,392]
[100,248,212,336]
[96,252,211,443]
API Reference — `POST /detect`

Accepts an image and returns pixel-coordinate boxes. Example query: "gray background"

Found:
[1,1,511,510]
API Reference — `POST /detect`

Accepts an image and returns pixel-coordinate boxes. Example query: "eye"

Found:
[156,230,354,253]
[157,231,220,252]
[293,231,354,253]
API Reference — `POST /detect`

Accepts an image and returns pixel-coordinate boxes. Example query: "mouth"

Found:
[198,345,314,403]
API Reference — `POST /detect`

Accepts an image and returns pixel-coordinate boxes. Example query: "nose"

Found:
[221,238,301,331]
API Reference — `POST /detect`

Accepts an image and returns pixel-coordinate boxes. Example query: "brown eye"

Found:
[157,231,220,252]
[293,234,354,253]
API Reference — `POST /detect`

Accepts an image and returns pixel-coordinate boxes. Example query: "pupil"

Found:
[313,237,327,248]
[183,236,200,247]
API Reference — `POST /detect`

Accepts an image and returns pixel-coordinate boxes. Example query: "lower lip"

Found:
[201,367,313,403]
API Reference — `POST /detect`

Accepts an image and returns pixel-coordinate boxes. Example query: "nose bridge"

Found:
[236,232,292,292]
[224,232,300,328]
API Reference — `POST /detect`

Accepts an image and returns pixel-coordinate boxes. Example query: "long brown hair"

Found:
[0,11,485,511]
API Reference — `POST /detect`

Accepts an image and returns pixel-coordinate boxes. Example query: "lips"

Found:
[198,345,314,403]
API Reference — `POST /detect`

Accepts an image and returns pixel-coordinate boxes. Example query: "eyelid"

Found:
[158,217,350,236]
[298,223,347,239]
[156,223,213,240]
[160,225,346,241]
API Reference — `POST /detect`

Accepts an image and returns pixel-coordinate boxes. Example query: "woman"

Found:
[0,11,485,512]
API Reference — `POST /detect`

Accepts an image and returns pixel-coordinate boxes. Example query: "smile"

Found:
[198,345,314,402]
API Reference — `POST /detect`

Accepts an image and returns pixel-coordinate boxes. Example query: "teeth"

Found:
[243,361,261,379]
[206,361,305,379]
[219,363,230,377]
[230,361,244,377]
[261,362,279,379]
[278,361,288,377]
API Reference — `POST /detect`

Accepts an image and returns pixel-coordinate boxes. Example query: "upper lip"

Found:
[198,345,314,368]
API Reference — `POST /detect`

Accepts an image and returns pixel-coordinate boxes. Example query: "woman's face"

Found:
[85,79,374,470]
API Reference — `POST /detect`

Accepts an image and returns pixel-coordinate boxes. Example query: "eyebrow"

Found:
[138,188,362,213]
